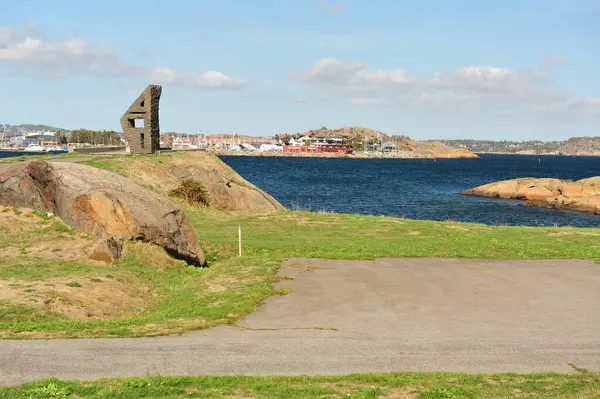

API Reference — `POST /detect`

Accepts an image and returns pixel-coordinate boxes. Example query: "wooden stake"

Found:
[238,225,242,256]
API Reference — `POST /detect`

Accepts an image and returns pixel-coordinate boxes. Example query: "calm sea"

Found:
[221,154,600,227]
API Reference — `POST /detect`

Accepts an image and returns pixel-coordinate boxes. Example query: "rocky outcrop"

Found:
[298,126,479,159]
[461,177,600,215]
[86,151,284,211]
[0,160,204,266]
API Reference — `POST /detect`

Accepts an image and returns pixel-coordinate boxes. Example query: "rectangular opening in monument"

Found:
[134,119,145,128]
[140,133,145,148]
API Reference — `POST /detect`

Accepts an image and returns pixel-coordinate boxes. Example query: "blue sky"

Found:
[0,0,598,140]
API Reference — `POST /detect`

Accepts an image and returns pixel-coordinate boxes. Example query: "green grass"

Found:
[83,158,129,176]
[187,209,600,261]
[1,373,598,398]
[0,151,83,164]
[2,207,600,339]
[82,152,186,177]
[0,245,277,339]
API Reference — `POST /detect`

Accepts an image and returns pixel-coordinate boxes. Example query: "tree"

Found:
[304,139,311,146]
[69,129,122,146]
[282,136,290,145]
[320,126,327,131]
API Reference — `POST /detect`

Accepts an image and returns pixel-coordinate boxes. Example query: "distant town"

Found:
[1,123,599,156]
[0,124,411,155]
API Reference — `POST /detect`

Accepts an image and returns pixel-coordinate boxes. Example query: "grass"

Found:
[0,151,83,164]
[1,373,598,398]
[0,245,277,339]
[187,209,600,261]
[2,206,600,339]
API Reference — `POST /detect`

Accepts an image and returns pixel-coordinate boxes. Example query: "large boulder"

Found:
[0,160,204,266]
[461,177,600,215]
[86,151,285,211]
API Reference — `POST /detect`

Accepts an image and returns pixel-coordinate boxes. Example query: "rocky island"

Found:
[461,177,600,215]
[217,126,478,159]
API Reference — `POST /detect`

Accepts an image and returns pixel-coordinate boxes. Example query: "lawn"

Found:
[187,208,600,261]
[0,208,276,339]
[1,206,600,339]
[1,373,598,398]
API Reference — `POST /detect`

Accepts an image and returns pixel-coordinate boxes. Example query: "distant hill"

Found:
[558,137,600,156]
[1,124,71,137]
[438,137,600,156]
[290,126,478,158]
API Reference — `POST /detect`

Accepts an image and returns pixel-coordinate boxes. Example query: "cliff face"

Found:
[461,177,600,215]
[85,151,285,212]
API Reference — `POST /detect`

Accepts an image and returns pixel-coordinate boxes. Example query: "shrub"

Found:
[169,179,211,207]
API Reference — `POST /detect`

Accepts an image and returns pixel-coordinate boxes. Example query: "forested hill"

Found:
[437,137,600,156]
[0,124,71,136]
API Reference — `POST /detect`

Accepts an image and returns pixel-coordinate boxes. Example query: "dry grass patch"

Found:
[0,208,97,264]
[382,387,420,398]
[0,277,151,319]
[547,231,600,237]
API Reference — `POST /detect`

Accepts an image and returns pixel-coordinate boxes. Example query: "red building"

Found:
[283,145,353,154]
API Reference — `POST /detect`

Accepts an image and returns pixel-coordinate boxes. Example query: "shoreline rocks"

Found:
[461,177,600,215]
[0,160,205,266]
[215,150,479,159]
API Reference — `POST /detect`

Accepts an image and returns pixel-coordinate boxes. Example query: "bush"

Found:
[169,179,211,207]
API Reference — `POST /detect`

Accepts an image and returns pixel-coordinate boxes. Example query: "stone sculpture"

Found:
[120,85,162,154]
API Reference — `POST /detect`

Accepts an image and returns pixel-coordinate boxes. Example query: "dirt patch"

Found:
[378,219,404,225]
[0,247,21,258]
[27,237,99,262]
[547,231,600,237]
[0,277,151,319]
[0,210,36,230]
[0,281,37,304]
[0,209,104,263]
[226,388,257,398]
[382,387,420,398]
[295,219,337,227]
[406,231,421,235]
[446,225,472,231]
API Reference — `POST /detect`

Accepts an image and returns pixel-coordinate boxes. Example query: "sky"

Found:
[0,0,599,140]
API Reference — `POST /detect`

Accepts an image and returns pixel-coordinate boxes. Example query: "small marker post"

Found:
[238,225,242,257]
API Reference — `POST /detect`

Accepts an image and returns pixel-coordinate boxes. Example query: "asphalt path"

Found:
[1,258,599,385]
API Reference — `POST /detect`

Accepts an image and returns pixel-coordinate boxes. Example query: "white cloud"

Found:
[429,66,547,95]
[293,58,599,119]
[0,25,246,88]
[293,57,414,92]
[349,97,391,106]
[197,71,246,88]
[149,68,245,88]
[535,97,600,117]
[319,0,348,15]
[543,54,566,65]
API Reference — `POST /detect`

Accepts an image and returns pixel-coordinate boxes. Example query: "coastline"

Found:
[476,151,600,156]
[215,150,479,159]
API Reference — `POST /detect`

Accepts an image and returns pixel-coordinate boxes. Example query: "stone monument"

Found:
[120,85,162,154]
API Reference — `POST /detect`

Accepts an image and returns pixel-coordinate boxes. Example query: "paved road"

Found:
[1,258,599,385]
